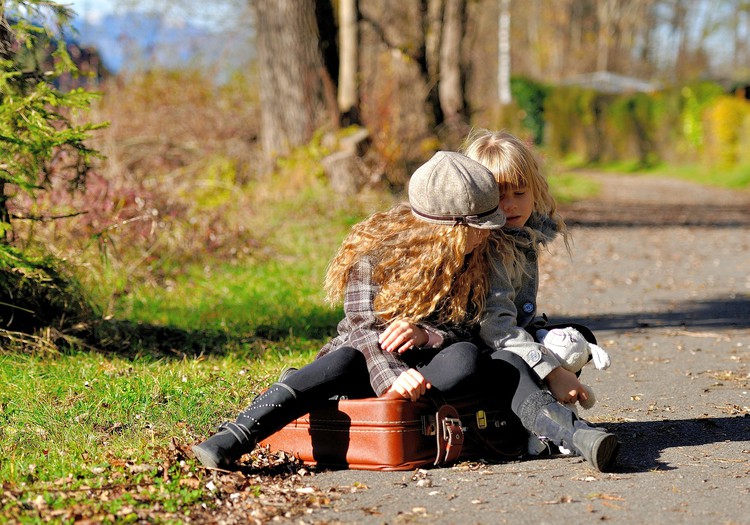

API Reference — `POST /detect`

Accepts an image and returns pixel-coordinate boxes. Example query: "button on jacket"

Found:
[479,213,562,379]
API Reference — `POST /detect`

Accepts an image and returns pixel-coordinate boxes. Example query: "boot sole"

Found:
[591,433,619,472]
[192,444,222,469]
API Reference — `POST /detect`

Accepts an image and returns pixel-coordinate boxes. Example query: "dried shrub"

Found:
[0,247,94,351]
[11,69,264,289]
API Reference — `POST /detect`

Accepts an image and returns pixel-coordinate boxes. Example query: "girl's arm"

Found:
[545,367,589,404]
[479,257,563,379]
[479,256,588,402]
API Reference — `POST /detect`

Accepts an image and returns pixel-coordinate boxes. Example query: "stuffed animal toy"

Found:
[537,327,611,414]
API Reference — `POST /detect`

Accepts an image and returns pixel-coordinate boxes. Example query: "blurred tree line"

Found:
[253,0,750,184]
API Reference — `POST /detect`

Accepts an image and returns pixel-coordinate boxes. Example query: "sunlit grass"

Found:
[558,154,750,190]
[647,162,750,189]
[0,253,323,521]
[0,155,393,521]
[547,172,601,203]
[0,345,319,522]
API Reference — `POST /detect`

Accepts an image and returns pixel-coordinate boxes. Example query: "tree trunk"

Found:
[424,0,445,126]
[338,0,359,124]
[671,0,688,80]
[251,0,335,162]
[498,0,511,105]
[596,0,617,72]
[425,0,443,79]
[439,0,464,123]
[437,0,468,147]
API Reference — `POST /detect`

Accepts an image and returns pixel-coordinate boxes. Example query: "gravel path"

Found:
[278,173,750,525]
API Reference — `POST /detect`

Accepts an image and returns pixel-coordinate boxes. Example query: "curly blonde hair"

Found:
[325,205,491,327]
[460,128,568,246]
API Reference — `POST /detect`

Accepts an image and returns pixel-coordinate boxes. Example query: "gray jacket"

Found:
[479,213,562,379]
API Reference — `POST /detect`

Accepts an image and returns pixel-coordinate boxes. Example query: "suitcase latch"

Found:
[422,415,437,436]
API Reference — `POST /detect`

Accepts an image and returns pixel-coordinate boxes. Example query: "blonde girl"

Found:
[462,129,619,472]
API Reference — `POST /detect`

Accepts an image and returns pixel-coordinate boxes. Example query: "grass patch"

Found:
[0,253,328,522]
[0,347,318,523]
[555,153,750,190]
[547,172,601,203]
[645,162,750,189]
[0,156,393,521]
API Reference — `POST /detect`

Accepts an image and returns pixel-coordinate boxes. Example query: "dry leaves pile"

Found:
[0,441,336,524]
[187,449,335,525]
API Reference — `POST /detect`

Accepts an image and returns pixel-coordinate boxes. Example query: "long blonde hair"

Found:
[325,205,491,327]
[461,128,568,246]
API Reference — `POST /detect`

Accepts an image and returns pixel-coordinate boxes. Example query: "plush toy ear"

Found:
[589,343,611,370]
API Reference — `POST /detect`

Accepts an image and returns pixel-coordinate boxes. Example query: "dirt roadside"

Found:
[273,173,750,525]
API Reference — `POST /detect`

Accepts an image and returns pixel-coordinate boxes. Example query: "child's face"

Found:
[499,185,534,228]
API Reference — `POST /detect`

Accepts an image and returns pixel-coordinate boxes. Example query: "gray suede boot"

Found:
[192,382,298,469]
[519,390,619,472]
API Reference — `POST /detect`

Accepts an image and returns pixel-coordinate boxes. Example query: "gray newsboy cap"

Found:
[408,151,506,229]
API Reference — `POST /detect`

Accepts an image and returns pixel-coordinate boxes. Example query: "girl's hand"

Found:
[379,320,428,354]
[544,367,589,405]
[387,369,431,401]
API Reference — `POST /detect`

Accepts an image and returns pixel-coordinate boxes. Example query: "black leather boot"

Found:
[192,382,298,469]
[519,390,619,472]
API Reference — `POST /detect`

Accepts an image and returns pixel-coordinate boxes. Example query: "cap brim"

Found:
[468,208,506,229]
[411,207,506,229]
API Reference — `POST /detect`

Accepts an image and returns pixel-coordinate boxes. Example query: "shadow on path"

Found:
[604,416,750,472]
[549,295,750,332]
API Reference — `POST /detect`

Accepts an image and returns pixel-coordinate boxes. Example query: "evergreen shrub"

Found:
[510,76,548,145]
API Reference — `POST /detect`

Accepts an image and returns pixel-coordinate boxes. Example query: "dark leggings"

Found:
[482,349,546,416]
[282,342,481,413]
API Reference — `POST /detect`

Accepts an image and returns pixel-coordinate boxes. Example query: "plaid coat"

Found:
[316,257,467,396]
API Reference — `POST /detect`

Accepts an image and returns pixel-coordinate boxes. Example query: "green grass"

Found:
[0,171,391,522]
[646,162,750,189]
[0,261,322,522]
[547,172,601,203]
[1,345,303,523]
[555,153,750,190]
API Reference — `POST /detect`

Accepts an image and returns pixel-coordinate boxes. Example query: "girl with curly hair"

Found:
[192,151,506,469]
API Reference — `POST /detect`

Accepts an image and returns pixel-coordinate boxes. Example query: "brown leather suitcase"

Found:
[260,392,527,471]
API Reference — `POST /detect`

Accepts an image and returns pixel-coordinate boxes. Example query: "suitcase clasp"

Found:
[422,415,437,436]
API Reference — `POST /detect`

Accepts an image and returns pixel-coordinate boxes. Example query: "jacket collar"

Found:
[504,212,558,246]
